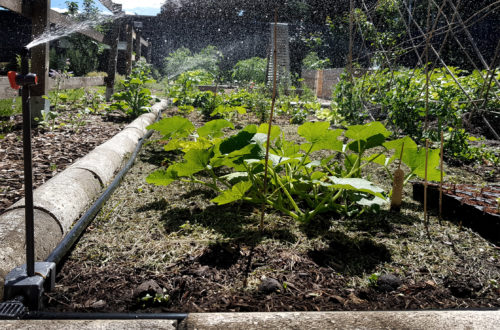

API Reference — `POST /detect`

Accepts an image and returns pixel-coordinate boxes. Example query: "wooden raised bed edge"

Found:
[412,181,500,245]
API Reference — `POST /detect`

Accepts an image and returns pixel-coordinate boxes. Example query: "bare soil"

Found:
[41,109,500,313]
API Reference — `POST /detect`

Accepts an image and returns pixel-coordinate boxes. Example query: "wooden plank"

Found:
[105,22,120,101]
[98,0,122,14]
[146,41,152,63]
[0,0,22,13]
[135,29,142,61]
[125,24,133,75]
[30,0,50,99]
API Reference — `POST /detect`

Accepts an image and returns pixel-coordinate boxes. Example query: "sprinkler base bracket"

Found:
[3,262,56,311]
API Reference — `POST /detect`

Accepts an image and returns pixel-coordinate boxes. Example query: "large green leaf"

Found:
[298,121,329,142]
[384,137,443,181]
[345,122,391,141]
[327,177,386,199]
[182,148,212,173]
[218,125,257,154]
[356,196,387,207]
[383,136,418,153]
[198,119,234,138]
[146,169,176,186]
[275,138,301,158]
[346,122,391,152]
[147,116,194,140]
[212,180,253,205]
[298,122,343,152]
[404,148,442,181]
[213,143,264,171]
[257,123,281,142]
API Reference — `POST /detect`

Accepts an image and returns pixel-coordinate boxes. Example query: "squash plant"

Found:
[147,117,442,223]
[111,59,158,118]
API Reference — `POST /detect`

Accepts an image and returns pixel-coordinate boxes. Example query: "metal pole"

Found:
[21,48,35,277]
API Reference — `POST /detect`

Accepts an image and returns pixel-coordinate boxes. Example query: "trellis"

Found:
[346,0,499,139]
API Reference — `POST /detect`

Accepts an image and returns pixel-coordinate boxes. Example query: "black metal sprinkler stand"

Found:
[1,49,55,317]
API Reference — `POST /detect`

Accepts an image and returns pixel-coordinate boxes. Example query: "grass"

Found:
[0,97,21,117]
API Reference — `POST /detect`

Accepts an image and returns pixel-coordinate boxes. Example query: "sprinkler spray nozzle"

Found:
[7,71,38,90]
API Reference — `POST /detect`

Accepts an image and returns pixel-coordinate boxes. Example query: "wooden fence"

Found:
[301,69,344,100]
[0,76,105,99]
[302,68,370,99]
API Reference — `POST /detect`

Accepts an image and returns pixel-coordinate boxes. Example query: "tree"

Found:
[51,0,106,75]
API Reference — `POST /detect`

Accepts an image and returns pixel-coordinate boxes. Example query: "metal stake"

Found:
[21,49,35,277]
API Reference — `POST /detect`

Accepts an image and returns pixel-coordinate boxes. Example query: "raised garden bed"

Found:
[42,109,500,313]
[412,182,500,245]
[0,109,127,213]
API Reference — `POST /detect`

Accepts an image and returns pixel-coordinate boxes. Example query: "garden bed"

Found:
[0,109,127,213]
[412,182,500,245]
[43,109,500,313]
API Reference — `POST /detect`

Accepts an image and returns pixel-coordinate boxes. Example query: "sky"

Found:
[51,0,163,16]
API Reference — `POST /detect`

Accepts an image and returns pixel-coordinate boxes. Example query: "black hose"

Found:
[46,112,159,265]
[25,311,187,320]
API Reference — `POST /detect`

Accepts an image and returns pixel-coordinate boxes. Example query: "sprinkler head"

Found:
[7,71,38,90]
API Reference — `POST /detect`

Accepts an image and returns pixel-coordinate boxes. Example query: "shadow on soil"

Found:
[302,208,421,239]
[139,146,178,167]
[159,202,297,246]
[308,231,391,275]
[345,209,421,234]
[197,242,241,269]
[102,112,129,123]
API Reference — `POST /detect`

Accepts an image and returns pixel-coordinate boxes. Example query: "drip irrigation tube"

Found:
[46,112,159,265]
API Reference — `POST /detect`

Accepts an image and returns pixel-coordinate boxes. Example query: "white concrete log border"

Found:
[0,100,168,299]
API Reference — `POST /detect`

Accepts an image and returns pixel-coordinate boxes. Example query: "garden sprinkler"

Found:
[1,49,55,316]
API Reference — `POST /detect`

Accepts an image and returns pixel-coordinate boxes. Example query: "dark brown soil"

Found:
[0,110,127,213]
[45,243,500,313]
[42,109,500,313]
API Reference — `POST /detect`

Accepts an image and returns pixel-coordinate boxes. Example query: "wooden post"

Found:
[27,0,51,121]
[146,41,152,64]
[316,70,324,98]
[105,21,120,101]
[135,29,142,61]
[125,24,133,75]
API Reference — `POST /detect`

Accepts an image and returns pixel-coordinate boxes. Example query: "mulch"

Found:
[45,243,500,313]
[0,110,127,213]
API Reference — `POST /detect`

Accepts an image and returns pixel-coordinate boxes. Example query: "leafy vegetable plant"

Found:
[147,118,442,223]
[111,58,158,118]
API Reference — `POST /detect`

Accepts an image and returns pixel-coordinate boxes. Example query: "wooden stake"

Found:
[424,139,429,227]
[260,9,279,231]
[439,131,444,220]
[390,142,405,212]
[348,0,354,80]
[423,0,432,131]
